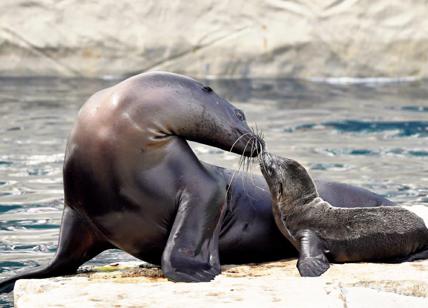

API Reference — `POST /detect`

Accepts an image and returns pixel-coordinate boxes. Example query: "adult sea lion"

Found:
[260,152,428,277]
[0,72,394,292]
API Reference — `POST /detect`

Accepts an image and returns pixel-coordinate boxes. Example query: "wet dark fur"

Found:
[260,152,428,277]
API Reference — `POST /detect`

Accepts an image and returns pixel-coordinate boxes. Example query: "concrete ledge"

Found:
[14,259,428,307]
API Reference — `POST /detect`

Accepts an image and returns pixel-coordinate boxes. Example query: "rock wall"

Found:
[1,0,428,78]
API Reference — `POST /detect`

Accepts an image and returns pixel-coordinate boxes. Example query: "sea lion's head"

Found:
[260,152,318,205]
[178,78,264,157]
[139,72,264,157]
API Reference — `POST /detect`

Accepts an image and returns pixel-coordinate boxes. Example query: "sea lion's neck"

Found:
[279,192,325,215]
[103,90,209,149]
[277,164,321,214]
[140,99,203,144]
[128,92,236,153]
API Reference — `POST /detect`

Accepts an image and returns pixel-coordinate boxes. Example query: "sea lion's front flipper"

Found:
[161,181,224,282]
[296,229,330,277]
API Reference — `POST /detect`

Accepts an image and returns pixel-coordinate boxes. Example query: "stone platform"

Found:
[14,259,428,307]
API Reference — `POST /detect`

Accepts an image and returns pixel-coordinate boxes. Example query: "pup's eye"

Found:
[202,86,213,93]
[235,109,246,121]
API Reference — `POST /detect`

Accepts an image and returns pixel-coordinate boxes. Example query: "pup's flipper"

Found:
[296,229,330,277]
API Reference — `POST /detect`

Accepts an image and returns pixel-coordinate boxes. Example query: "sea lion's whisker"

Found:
[258,140,269,175]
[239,137,253,197]
[229,126,266,199]
[227,135,250,196]
[243,137,261,200]
[226,169,238,197]
[229,133,252,153]
[248,139,262,191]
[226,153,247,197]
[248,137,256,173]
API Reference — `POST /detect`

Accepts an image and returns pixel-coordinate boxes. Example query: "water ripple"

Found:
[0,220,59,231]
[323,120,428,137]
[0,260,40,274]
[317,148,428,158]
[401,105,428,112]
[0,204,22,213]
[309,163,351,171]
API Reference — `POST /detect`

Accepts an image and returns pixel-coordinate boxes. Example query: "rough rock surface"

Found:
[1,1,428,78]
[14,259,428,307]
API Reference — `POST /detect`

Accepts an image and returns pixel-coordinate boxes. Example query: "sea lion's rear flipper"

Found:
[161,182,224,282]
[0,206,112,293]
[296,229,330,277]
[399,248,428,262]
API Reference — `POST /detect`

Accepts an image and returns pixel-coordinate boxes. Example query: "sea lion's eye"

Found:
[202,86,213,93]
[235,109,246,121]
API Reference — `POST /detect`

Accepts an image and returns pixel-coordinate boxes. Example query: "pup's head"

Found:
[260,152,318,205]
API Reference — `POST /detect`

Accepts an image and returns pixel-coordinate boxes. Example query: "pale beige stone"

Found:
[0,1,427,78]
[14,259,428,307]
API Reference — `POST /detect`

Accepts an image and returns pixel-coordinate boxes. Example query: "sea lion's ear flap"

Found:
[202,86,213,93]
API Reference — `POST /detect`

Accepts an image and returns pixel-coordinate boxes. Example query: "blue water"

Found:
[1,77,427,306]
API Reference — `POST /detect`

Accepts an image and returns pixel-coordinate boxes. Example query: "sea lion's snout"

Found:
[237,131,265,157]
[260,152,276,177]
[260,152,289,201]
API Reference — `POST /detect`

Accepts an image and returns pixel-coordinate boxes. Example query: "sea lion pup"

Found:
[260,152,428,277]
